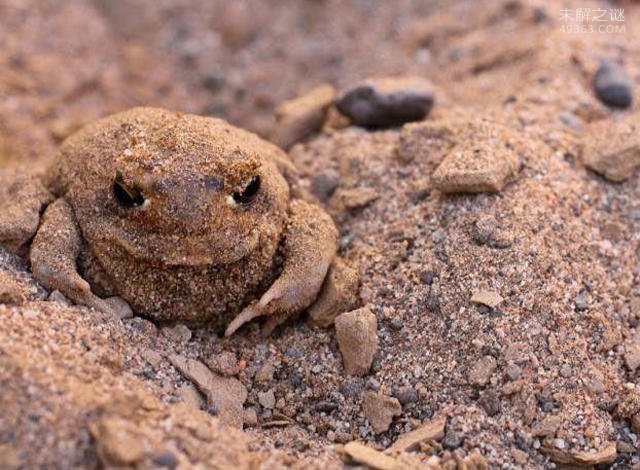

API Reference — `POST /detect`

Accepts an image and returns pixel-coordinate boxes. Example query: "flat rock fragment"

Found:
[531,415,562,437]
[582,116,640,182]
[386,416,446,453]
[431,119,519,193]
[335,306,378,376]
[340,441,402,470]
[397,120,454,164]
[470,290,504,308]
[336,76,434,128]
[468,355,497,386]
[362,391,402,434]
[541,442,616,466]
[168,354,247,428]
[432,148,518,193]
[330,186,380,212]
[270,84,335,149]
[308,258,360,327]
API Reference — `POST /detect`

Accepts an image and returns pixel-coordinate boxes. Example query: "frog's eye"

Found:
[232,175,261,204]
[113,173,145,208]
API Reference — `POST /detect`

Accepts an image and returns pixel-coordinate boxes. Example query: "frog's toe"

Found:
[225,302,264,337]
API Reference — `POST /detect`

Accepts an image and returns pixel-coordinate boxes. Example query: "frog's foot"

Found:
[0,172,53,252]
[30,198,132,319]
[225,199,338,337]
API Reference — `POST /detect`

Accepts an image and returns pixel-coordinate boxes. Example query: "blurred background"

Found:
[1,0,564,163]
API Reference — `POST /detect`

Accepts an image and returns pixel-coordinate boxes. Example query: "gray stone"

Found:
[258,389,276,409]
[310,170,340,203]
[468,355,497,386]
[336,76,434,128]
[593,60,633,109]
[505,363,522,381]
[394,386,419,405]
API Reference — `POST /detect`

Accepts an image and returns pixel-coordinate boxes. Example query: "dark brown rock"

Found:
[336,76,434,128]
[593,60,632,109]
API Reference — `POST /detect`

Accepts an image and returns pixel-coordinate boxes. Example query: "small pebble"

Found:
[152,450,178,469]
[340,377,364,398]
[506,363,522,381]
[468,355,497,386]
[559,111,581,130]
[478,390,501,417]
[336,76,434,128]
[389,318,404,331]
[48,290,71,306]
[394,386,419,405]
[420,270,434,285]
[559,364,572,378]
[258,389,276,409]
[366,378,381,391]
[361,391,402,434]
[442,430,463,450]
[554,438,566,449]
[315,401,339,413]
[574,293,588,312]
[206,352,239,377]
[310,170,340,203]
[243,407,258,428]
[593,60,633,109]
[255,361,276,383]
[161,324,192,343]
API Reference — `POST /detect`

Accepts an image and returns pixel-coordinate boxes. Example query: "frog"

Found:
[0,107,338,336]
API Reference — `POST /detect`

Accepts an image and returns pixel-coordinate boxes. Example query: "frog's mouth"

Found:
[104,228,261,267]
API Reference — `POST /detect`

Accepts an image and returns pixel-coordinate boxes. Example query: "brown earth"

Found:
[1,0,640,468]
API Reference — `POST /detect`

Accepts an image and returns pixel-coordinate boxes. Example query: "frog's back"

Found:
[43,107,285,197]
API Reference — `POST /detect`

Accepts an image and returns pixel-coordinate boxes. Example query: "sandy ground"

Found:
[1,0,640,468]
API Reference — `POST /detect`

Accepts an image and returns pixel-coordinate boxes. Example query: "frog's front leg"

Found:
[0,172,53,252]
[225,199,338,336]
[30,199,132,318]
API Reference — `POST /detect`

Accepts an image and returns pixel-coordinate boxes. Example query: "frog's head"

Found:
[68,108,290,266]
